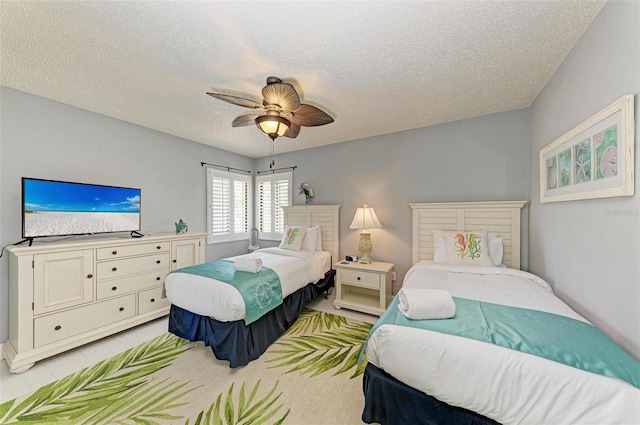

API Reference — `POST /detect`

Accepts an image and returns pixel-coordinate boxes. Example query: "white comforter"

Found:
[165,248,330,322]
[365,261,640,425]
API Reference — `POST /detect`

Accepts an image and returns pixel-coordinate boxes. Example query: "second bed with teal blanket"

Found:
[364,295,640,388]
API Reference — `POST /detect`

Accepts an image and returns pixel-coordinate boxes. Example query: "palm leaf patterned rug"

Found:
[0,309,373,425]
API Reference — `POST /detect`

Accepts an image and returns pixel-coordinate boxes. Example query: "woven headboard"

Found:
[282,205,341,262]
[409,201,527,269]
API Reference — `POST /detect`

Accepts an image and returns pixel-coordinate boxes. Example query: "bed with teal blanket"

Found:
[362,261,640,425]
[165,248,334,367]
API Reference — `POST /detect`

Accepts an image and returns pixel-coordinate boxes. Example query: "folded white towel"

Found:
[398,288,456,320]
[235,256,263,273]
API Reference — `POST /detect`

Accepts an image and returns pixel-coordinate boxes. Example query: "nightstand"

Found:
[333,261,394,316]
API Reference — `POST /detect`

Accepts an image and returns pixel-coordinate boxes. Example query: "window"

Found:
[207,167,252,244]
[256,171,292,240]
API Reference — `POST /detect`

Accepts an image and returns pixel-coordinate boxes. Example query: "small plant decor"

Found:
[298,183,314,204]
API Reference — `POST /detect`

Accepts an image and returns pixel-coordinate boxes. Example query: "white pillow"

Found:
[316,226,323,251]
[279,225,307,251]
[302,226,319,251]
[488,234,504,266]
[433,229,503,266]
[434,230,494,266]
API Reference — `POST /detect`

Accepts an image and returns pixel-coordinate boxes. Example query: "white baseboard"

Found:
[0,342,4,361]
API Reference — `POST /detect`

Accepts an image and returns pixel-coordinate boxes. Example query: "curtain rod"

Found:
[200,162,251,174]
[256,165,297,174]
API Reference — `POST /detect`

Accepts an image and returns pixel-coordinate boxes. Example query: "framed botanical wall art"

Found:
[539,94,635,203]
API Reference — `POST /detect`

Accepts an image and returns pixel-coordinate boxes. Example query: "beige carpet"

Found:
[0,309,373,425]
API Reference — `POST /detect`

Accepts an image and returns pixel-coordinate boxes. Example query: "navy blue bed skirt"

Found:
[168,270,334,368]
[362,363,500,425]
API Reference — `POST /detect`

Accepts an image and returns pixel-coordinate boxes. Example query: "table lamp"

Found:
[349,204,383,264]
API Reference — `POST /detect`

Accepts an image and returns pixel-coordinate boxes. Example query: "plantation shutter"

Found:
[233,179,248,233]
[210,174,230,236]
[256,171,292,240]
[258,179,273,234]
[207,167,252,244]
[273,176,289,234]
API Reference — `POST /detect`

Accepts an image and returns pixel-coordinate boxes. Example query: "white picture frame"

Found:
[539,94,635,203]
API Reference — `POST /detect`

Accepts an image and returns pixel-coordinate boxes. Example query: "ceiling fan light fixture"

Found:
[255,114,290,140]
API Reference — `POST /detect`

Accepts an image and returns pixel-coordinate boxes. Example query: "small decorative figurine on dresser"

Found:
[175,219,188,234]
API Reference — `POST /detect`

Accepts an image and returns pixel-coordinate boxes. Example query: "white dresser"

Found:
[3,232,206,373]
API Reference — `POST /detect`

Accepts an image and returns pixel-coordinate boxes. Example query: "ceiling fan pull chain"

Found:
[270,139,275,168]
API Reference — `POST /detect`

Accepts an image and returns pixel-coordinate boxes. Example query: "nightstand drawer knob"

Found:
[357,276,361,281]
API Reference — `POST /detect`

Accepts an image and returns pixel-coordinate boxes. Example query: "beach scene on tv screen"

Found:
[24,180,141,237]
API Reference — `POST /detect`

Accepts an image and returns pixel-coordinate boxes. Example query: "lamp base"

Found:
[358,231,373,264]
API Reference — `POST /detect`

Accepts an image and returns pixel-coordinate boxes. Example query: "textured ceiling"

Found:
[1,1,605,158]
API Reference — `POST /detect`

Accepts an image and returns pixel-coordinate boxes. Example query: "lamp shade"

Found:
[256,115,290,139]
[349,204,383,230]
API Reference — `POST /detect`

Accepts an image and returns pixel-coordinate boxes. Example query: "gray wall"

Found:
[528,0,640,359]
[0,86,254,343]
[257,108,531,291]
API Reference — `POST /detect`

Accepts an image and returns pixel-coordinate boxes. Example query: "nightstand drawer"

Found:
[341,269,380,289]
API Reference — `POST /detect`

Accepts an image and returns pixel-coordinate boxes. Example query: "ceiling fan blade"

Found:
[284,123,300,138]
[262,83,301,111]
[231,114,261,127]
[289,104,334,127]
[207,92,264,109]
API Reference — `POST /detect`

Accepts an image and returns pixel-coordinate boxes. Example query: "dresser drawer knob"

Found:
[112,286,117,291]
[87,274,93,279]
[112,267,118,272]
[112,250,118,255]
[156,260,161,264]
[156,277,161,281]
[54,325,62,331]
[157,246,161,250]
[119,307,125,312]
[172,259,177,263]
[357,276,361,281]
[150,298,156,303]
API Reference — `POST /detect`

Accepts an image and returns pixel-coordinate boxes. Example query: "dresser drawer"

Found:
[34,294,136,348]
[96,242,169,260]
[340,269,380,289]
[97,253,170,280]
[96,268,170,299]
[138,286,170,315]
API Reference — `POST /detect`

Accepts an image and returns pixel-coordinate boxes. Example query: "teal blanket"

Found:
[172,260,282,325]
[365,295,640,388]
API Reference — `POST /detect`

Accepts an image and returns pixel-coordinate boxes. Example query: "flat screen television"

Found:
[22,177,141,239]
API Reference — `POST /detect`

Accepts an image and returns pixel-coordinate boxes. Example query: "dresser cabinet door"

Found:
[171,238,202,270]
[33,249,94,315]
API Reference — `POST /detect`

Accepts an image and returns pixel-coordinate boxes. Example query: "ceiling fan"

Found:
[206,76,334,145]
